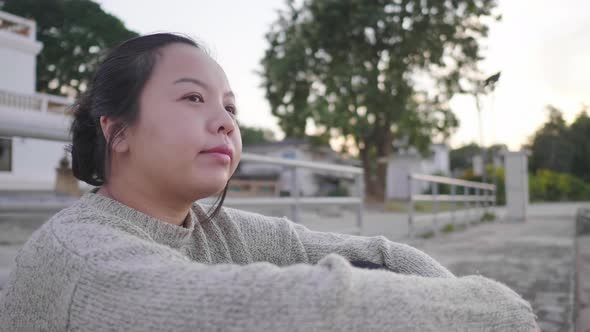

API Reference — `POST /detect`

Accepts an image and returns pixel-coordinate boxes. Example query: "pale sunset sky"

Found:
[96,0,590,151]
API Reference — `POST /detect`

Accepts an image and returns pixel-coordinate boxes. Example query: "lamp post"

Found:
[474,72,501,185]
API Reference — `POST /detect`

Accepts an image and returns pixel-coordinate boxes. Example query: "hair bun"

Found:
[70,91,104,186]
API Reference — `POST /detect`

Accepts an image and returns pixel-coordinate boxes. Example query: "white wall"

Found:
[386,144,451,200]
[240,146,318,196]
[0,137,68,190]
[0,30,42,94]
[386,155,423,200]
[504,151,529,221]
[0,14,73,191]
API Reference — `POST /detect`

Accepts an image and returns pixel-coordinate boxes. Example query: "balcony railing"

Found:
[0,89,72,115]
[0,10,36,40]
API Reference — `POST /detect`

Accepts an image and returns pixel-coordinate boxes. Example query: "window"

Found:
[0,138,12,171]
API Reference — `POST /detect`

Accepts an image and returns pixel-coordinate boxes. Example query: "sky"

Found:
[96,0,590,151]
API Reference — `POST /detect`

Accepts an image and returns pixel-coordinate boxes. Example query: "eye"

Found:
[225,105,237,116]
[184,94,204,103]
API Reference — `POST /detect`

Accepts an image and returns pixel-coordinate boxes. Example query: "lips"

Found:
[201,145,233,160]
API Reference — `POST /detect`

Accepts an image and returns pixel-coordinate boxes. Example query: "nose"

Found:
[211,106,236,136]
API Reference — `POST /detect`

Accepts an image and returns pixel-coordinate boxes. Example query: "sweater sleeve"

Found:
[70,251,536,332]
[288,220,454,278]
[224,208,452,278]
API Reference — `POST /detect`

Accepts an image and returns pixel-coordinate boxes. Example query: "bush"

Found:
[458,166,506,205]
[529,169,590,202]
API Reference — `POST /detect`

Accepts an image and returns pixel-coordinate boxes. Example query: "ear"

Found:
[99,116,130,153]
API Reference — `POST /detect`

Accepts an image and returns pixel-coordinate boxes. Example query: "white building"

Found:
[238,138,360,197]
[385,143,451,200]
[0,10,74,192]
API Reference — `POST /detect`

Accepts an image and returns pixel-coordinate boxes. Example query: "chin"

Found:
[190,178,229,199]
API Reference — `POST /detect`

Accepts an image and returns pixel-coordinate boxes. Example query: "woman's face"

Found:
[122,43,242,201]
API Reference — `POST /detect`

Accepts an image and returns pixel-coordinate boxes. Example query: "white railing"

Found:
[407,173,496,237]
[210,153,365,234]
[0,89,73,115]
[0,10,36,40]
[0,155,365,234]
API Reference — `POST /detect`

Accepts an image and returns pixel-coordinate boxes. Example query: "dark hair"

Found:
[70,33,228,219]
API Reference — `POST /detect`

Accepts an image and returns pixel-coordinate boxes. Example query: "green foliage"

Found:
[458,165,505,205]
[480,211,495,222]
[441,223,455,233]
[260,0,498,197]
[450,143,507,171]
[529,169,590,202]
[327,184,350,197]
[569,109,590,182]
[420,231,435,239]
[2,0,137,96]
[527,105,590,181]
[240,125,276,146]
[460,165,590,203]
[528,106,573,174]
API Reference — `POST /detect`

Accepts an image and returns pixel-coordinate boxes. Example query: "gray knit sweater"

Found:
[0,191,536,331]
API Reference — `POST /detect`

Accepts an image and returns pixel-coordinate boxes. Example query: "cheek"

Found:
[134,113,205,163]
[233,127,243,151]
[230,128,242,172]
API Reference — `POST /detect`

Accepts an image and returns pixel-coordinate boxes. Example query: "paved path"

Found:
[405,202,588,332]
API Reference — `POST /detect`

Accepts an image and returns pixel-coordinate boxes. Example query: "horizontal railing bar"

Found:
[410,173,495,190]
[205,197,362,206]
[241,153,363,175]
[0,197,362,213]
[411,194,495,202]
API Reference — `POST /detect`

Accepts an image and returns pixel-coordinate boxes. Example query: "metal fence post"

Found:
[291,166,300,223]
[477,188,486,219]
[450,184,456,227]
[432,182,439,234]
[463,186,471,224]
[354,174,364,235]
[407,174,415,238]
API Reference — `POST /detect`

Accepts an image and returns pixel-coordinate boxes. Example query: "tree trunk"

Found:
[359,147,374,198]
[360,146,388,202]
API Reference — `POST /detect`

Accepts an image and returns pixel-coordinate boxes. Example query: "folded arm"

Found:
[71,252,536,332]
[289,221,454,278]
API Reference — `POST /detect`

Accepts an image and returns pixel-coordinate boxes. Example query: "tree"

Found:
[450,143,481,171]
[261,0,498,199]
[567,107,590,181]
[240,125,276,146]
[450,142,506,172]
[2,0,137,96]
[527,106,573,174]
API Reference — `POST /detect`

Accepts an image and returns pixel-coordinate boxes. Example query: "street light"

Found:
[474,71,501,184]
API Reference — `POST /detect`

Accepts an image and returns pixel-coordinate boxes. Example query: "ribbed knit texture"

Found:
[0,191,536,331]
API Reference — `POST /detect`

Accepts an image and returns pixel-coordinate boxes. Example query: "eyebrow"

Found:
[173,77,235,98]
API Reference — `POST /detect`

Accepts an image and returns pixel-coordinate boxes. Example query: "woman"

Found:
[0,33,538,331]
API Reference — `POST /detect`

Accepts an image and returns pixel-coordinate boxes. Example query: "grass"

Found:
[418,212,496,239]
[386,200,467,213]
[420,231,435,239]
[480,211,496,222]
[441,223,455,233]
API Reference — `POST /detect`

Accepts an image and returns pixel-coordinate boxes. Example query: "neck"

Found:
[97,178,192,227]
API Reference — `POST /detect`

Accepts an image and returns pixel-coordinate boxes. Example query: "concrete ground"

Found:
[405,202,587,332]
[1,198,588,330]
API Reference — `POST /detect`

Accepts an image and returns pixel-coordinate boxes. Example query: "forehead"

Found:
[150,43,230,90]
